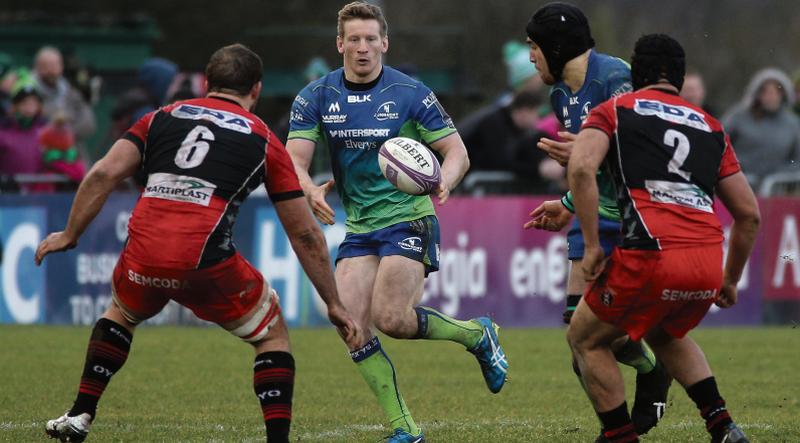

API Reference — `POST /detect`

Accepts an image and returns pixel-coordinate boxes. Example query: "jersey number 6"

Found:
[175,125,214,169]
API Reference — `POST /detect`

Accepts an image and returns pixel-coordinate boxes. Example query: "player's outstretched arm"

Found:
[35,139,141,265]
[523,199,572,231]
[429,133,470,205]
[286,138,336,224]
[716,171,760,308]
[568,128,611,280]
[274,196,360,347]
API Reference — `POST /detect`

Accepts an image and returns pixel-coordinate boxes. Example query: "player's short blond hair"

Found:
[337,2,388,37]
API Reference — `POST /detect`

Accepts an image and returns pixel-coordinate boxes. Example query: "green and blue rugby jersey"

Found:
[288,66,456,233]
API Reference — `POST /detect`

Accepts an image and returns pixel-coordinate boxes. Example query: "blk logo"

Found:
[347,94,371,103]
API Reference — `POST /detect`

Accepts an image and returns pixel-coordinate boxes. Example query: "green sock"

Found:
[413,306,483,348]
[351,337,420,435]
[614,338,657,374]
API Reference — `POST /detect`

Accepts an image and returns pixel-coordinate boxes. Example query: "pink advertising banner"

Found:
[420,197,769,328]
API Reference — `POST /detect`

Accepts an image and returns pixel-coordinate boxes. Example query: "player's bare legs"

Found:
[102,302,139,333]
[371,256,426,338]
[252,316,291,354]
[567,299,638,442]
[46,301,145,442]
[567,259,668,434]
[643,327,746,442]
[643,328,711,387]
[529,199,669,432]
[336,255,422,438]
[376,255,508,395]
[336,255,379,336]
[338,253,507,441]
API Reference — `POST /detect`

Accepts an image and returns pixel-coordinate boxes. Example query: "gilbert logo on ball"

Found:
[378,137,441,195]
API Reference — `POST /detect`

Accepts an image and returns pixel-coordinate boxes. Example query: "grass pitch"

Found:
[1,325,798,442]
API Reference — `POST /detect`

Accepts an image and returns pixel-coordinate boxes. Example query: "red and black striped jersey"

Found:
[582,88,741,250]
[121,96,303,269]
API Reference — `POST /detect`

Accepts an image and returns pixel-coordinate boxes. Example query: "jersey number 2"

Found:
[175,125,214,169]
[663,129,691,180]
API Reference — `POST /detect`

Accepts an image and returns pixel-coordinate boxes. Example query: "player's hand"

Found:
[307,178,336,225]
[35,231,77,266]
[523,199,572,231]
[538,131,576,166]
[326,302,361,349]
[581,245,608,281]
[716,280,738,308]
[434,178,450,205]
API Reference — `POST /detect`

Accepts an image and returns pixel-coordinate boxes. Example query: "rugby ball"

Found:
[378,137,441,195]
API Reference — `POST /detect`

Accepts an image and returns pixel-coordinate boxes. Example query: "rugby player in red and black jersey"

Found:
[566,34,759,443]
[38,44,360,443]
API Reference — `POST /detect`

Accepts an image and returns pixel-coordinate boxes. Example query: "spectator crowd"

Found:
[1,43,799,195]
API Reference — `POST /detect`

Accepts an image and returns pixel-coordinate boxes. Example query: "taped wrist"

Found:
[561,192,575,213]
[563,294,582,324]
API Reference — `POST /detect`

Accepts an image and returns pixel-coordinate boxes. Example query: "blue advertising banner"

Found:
[0,206,46,324]
[252,205,346,327]
[0,193,342,327]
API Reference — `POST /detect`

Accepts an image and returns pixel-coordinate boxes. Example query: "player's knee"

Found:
[252,330,290,354]
[372,308,404,337]
[108,298,144,329]
[565,325,581,352]
[566,324,593,356]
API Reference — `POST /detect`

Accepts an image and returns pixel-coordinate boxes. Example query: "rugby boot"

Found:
[468,316,509,393]
[45,412,92,442]
[383,428,425,443]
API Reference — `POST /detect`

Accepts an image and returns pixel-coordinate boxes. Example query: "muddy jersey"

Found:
[122,96,302,269]
[582,88,741,250]
[287,66,456,233]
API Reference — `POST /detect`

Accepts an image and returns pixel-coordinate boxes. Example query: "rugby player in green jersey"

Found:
[286,3,508,442]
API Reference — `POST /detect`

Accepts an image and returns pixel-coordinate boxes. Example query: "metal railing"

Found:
[0,174,74,193]
[0,174,145,193]
[460,171,518,196]
[758,171,800,197]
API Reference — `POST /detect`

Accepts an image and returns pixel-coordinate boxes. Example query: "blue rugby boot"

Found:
[383,428,425,443]
[468,316,508,393]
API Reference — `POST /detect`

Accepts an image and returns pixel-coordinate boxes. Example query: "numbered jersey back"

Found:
[582,89,741,250]
[122,96,302,269]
